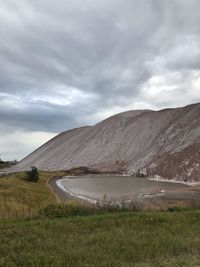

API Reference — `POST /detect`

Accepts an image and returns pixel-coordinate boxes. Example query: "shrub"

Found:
[26,166,39,182]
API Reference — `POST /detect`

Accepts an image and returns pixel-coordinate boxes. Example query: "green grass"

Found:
[0,211,200,267]
[0,172,200,266]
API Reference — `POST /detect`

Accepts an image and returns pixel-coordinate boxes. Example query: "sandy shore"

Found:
[48,176,89,204]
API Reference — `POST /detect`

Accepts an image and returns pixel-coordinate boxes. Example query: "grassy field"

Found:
[0,211,200,267]
[0,171,65,219]
[0,172,200,266]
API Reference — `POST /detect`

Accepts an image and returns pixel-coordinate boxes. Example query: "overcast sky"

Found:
[0,0,200,160]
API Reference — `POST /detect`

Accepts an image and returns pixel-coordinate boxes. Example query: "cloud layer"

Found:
[0,0,200,160]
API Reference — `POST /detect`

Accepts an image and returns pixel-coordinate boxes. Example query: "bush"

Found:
[26,166,39,182]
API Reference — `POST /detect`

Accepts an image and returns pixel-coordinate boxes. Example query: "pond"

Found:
[57,176,189,204]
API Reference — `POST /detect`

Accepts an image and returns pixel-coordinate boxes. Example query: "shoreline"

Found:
[50,175,200,208]
[56,179,98,204]
[48,176,90,204]
[61,174,200,187]
[148,175,200,186]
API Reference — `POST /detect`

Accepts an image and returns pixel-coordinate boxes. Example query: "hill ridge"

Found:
[6,102,200,182]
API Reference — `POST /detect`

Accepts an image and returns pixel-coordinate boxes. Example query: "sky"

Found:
[0,0,200,161]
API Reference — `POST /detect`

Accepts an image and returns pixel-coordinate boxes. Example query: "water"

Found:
[58,176,189,203]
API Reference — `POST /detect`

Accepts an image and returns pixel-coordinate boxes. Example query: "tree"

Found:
[26,166,39,182]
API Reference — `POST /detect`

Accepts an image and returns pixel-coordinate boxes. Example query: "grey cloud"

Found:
[0,0,200,135]
[0,96,96,133]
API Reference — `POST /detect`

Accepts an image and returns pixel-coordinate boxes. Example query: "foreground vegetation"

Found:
[0,210,200,267]
[0,171,200,266]
[0,171,65,219]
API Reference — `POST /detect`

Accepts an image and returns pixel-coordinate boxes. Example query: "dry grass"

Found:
[0,171,65,219]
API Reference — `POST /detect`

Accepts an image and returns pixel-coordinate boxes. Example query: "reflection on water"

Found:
[60,176,188,201]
